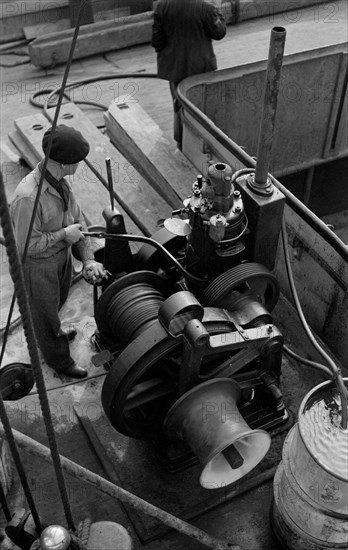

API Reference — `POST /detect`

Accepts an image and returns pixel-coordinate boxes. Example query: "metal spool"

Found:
[271,379,348,550]
[95,271,168,347]
[200,262,280,312]
[0,363,34,400]
[164,378,271,489]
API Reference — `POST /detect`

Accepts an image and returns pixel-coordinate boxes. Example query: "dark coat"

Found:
[151,0,226,86]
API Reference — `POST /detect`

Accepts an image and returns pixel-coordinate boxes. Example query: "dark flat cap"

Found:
[42,124,90,164]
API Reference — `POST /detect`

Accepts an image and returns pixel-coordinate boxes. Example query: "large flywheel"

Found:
[101,315,236,439]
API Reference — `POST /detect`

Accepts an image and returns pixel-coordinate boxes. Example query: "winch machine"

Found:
[90,159,288,488]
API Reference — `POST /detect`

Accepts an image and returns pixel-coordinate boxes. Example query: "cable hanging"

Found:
[0,0,98,533]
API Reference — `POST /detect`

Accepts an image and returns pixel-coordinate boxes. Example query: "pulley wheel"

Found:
[200,263,280,312]
[94,270,168,340]
[0,363,34,400]
[101,316,235,439]
[135,227,186,273]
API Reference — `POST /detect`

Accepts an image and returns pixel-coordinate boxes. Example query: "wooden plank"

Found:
[13,104,172,235]
[23,20,71,40]
[236,0,330,22]
[1,135,31,204]
[23,6,132,39]
[28,12,154,68]
[11,119,102,228]
[73,409,142,540]
[105,98,196,206]
[9,129,41,168]
[28,10,153,41]
[0,0,330,44]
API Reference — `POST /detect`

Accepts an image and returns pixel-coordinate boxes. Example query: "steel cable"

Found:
[0,0,94,531]
[0,477,11,522]
[0,173,43,533]
[0,188,75,526]
[107,283,165,346]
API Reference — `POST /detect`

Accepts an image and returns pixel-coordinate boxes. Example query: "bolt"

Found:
[233,190,240,197]
[266,187,272,194]
[235,206,242,212]
[267,325,273,333]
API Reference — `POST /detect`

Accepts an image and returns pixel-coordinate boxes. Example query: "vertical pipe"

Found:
[105,157,114,211]
[254,27,286,187]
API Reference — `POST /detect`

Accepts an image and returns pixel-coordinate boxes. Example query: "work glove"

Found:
[82,260,109,285]
[64,223,85,245]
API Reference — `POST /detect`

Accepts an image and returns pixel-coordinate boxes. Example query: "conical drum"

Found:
[164,378,271,489]
[272,378,348,549]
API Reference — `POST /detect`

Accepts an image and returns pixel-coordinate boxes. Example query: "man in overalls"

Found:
[10,125,108,378]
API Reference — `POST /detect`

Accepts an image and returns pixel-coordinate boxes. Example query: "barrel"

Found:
[271,379,348,549]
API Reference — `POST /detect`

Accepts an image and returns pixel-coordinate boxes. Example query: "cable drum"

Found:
[95,271,169,347]
[108,284,165,346]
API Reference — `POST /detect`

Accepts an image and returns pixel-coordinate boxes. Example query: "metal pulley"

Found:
[200,262,280,312]
[0,363,34,400]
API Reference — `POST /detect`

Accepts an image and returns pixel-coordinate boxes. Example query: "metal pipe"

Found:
[254,27,286,187]
[0,427,241,550]
[105,157,114,211]
[82,232,207,285]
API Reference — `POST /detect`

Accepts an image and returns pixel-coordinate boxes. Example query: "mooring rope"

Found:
[0,170,77,529]
[0,0,99,532]
[0,177,43,532]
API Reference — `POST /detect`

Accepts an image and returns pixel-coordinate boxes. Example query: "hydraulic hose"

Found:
[27,73,159,119]
[283,345,332,377]
[83,231,207,286]
[281,217,348,429]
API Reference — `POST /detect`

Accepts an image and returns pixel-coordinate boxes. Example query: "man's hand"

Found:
[82,260,109,285]
[64,223,84,245]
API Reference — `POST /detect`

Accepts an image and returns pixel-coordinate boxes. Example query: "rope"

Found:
[0,171,45,531]
[0,473,12,522]
[76,518,92,546]
[0,171,75,532]
[0,0,95,529]
[70,533,88,550]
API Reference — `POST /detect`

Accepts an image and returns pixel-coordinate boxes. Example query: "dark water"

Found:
[278,157,348,217]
